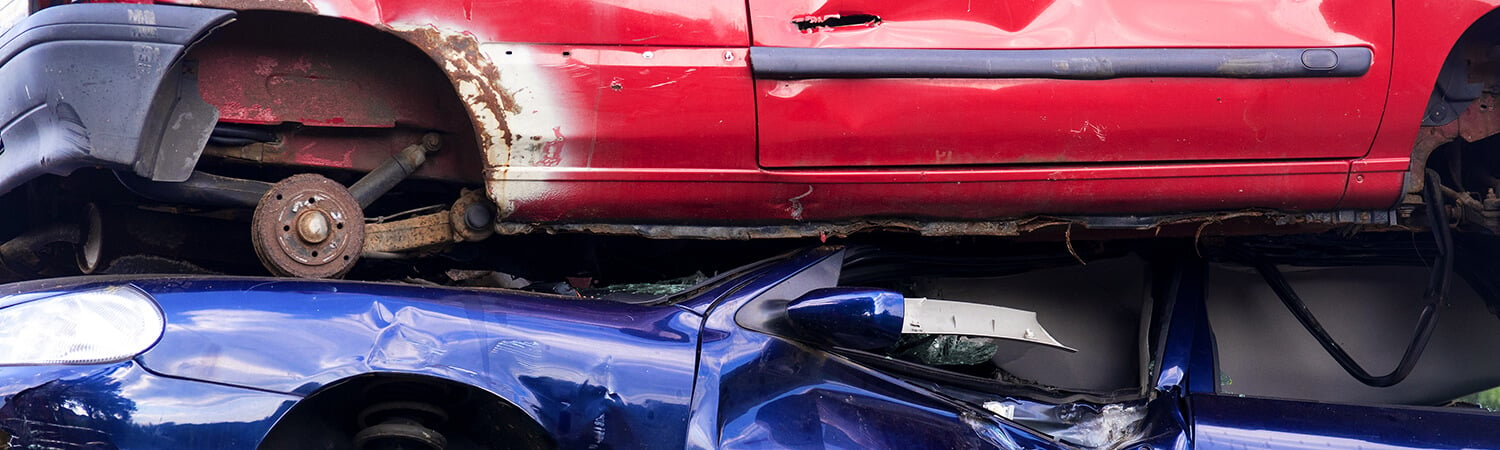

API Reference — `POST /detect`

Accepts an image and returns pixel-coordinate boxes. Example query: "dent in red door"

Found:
[751,0,1392,168]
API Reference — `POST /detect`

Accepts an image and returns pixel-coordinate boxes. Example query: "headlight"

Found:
[0,286,165,366]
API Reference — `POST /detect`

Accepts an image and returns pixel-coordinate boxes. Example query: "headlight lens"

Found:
[0,286,165,366]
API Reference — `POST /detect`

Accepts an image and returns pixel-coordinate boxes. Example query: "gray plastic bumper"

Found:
[0,4,234,194]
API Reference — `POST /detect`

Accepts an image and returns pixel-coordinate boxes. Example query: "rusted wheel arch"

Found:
[184,9,497,185]
[1405,7,1500,201]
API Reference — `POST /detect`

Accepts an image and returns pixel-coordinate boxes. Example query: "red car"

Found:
[1,0,1497,278]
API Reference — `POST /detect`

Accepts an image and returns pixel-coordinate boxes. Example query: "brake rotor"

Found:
[251,174,365,278]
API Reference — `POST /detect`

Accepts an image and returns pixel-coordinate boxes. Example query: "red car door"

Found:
[750,0,1392,168]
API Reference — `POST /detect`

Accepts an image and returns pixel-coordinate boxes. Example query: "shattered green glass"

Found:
[892,334,999,366]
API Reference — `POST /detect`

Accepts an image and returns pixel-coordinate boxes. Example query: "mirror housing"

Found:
[786,287,905,350]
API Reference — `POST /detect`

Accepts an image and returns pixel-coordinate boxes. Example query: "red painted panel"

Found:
[143,0,1500,221]
[1340,170,1406,209]
[498,169,1349,223]
[153,0,747,46]
[499,160,1352,184]
[366,0,746,46]
[757,76,1388,167]
[494,161,1350,222]
[752,0,1392,168]
[486,45,757,170]
[1343,0,1500,210]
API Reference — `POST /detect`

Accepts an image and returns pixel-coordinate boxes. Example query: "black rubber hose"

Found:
[115,171,273,208]
[207,136,258,147]
[211,123,278,142]
[1251,169,1453,387]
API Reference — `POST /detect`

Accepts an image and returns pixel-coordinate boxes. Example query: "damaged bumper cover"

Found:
[0,4,233,194]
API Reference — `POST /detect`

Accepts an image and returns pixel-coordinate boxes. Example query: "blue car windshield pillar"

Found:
[1156,256,1216,395]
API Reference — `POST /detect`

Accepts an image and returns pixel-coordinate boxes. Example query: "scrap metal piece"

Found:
[252,174,365,278]
[902,297,1076,352]
[363,212,452,255]
[363,190,496,255]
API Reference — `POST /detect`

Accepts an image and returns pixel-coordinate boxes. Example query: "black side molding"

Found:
[750,47,1373,80]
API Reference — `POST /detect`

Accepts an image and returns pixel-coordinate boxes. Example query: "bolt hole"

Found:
[308,197,317,204]
[283,225,291,231]
[275,194,283,200]
[343,255,351,261]
[312,251,319,257]
[504,50,513,55]
[562,51,571,56]
[336,222,344,230]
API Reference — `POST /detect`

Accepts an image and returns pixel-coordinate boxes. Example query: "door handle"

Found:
[793,14,882,32]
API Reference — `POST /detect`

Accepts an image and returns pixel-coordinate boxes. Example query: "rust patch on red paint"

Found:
[380,26,526,218]
[537,126,564,166]
[383,25,517,153]
[1406,92,1500,197]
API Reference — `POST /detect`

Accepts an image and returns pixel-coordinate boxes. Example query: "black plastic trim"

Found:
[751,46,1373,80]
[0,4,235,194]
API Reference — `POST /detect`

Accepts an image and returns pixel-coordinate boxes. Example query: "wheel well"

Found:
[1397,7,1500,233]
[1409,8,1500,200]
[186,10,486,185]
[259,372,554,449]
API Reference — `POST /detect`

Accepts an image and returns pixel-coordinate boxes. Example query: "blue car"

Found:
[2,239,1500,449]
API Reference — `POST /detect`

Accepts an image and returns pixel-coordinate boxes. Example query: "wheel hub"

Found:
[252,174,364,278]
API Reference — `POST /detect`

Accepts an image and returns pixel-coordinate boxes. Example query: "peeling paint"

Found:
[378,26,558,218]
[538,126,565,167]
[383,25,515,153]
[785,186,813,221]
[1069,121,1107,141]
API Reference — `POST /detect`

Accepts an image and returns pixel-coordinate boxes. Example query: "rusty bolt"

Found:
[421,133,442,152]
[296,210,333,244]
